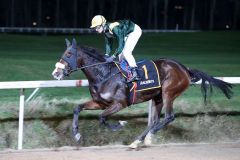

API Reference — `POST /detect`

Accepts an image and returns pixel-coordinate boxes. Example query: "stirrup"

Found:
[127,75,140,83]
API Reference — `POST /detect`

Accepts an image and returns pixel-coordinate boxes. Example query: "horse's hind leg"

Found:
[150,96,175,134]
[129,96,163,148]
[129,93,174,149]
[148,96,163,126]
[150,73,190,134]
[144,96,163,145]
[129,83,185,148]
[72,100,103,142]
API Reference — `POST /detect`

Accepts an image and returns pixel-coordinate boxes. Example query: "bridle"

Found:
[60,45,116,76]
[61,46,78,72]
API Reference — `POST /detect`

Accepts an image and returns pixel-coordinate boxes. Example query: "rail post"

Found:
[18,88,25,150]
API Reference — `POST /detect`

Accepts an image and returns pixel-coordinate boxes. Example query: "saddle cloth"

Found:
[115,60,161,105]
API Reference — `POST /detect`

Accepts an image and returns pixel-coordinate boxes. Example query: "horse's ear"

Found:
[65,38,71,47]
[72,38,77,48]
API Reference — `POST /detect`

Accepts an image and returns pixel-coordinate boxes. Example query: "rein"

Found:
[65,61,119,73]
[76,61,117,71]
[77,61,122,84]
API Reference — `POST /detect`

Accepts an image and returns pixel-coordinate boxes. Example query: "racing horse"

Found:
[52,39,233,148]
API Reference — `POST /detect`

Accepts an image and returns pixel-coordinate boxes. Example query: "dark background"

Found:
[0,0,239,30]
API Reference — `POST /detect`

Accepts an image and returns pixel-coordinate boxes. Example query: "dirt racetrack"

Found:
[1,142,240,160]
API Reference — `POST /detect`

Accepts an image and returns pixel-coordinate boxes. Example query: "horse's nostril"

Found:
[55,72,60,77]
[52,70,59,78]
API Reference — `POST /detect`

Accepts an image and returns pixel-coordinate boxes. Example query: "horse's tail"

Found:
[188,69,233,103]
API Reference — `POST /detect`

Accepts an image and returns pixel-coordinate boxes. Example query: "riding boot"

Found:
[127,67,140,83]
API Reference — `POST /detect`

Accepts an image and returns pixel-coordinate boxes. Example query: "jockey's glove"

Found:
[105,55,116,63]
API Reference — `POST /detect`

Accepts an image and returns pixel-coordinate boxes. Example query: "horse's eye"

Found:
[66,52,72,58]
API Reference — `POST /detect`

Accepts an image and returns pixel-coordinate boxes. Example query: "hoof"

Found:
[128,140,142,149]
[144,132,153,146]
[119,120,128,126]
[73,133,81,142]
[109,122,126,132]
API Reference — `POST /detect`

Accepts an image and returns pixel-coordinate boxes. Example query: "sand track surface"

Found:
[1,142,240,160]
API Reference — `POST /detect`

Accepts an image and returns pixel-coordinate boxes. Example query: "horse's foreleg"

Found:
[72,100,103,142]
[72,104,84,142]
[99,103,126,131]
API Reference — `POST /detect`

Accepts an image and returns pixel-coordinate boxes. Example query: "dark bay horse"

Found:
[52,39,233,148]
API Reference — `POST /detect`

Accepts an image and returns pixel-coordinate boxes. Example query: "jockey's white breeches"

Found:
[118,24,142,68]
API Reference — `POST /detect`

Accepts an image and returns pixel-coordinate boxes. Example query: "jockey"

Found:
[90,15,142,83]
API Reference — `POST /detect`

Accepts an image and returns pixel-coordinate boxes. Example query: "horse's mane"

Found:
[79,46,106,62]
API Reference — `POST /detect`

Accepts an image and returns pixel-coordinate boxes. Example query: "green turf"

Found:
[0,31,239,81]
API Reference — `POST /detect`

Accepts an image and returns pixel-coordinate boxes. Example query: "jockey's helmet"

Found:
[90,15,106,28]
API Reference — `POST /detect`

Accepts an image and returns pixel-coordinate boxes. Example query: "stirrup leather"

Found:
[127,68,140,83]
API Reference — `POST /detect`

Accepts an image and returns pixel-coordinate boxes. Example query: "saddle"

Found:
[115,60,161,105]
